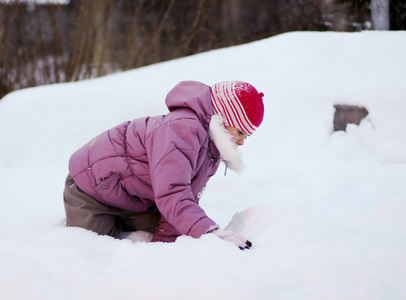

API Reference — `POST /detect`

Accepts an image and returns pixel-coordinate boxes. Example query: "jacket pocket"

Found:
[94,172,122,200]
[93,173,149,211]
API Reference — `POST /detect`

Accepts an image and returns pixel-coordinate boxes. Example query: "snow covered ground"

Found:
[1,31,406,299]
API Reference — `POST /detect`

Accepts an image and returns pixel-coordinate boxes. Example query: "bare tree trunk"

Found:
[119,2,144,69]
[0,3,9,97]
[67,0,93,81]
[90,0,114,75]
[371,0,390,29]
[137,0,176,65]
[181,0,209,55]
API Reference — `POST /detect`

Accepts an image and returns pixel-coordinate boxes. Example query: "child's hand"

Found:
[207,226,252,250]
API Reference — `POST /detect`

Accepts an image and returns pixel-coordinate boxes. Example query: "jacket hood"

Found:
[165,81,213,129]
[165,81,244,173]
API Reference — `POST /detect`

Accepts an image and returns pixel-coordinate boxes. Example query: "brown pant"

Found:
[63,174,160,238]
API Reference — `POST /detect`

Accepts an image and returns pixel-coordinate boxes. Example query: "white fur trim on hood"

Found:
[209,114,245,173]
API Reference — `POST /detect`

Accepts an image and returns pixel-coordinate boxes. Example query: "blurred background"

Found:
[0,0,405,99]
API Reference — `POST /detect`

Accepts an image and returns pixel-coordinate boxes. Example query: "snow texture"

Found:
[0,31,406,299]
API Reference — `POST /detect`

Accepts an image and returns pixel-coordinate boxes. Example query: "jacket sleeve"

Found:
[146,117,216,239]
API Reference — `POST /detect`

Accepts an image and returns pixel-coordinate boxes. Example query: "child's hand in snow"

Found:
[207,225,252,250]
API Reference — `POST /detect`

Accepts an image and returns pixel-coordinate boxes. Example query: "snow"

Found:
[1,31,406,299]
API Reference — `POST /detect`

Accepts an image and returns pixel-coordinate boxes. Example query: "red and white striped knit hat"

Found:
[210,81,264,135]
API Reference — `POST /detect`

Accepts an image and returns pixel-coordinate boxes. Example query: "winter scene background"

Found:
[1,31,406,299]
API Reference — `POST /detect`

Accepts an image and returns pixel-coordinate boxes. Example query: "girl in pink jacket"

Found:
[63,81,264,249]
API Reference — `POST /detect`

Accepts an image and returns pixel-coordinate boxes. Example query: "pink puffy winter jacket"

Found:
[69,81,221,242]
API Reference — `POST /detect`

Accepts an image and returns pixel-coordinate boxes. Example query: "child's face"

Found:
[225,126,248,146]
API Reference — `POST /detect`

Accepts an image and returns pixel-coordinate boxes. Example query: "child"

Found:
[63,80,264,249]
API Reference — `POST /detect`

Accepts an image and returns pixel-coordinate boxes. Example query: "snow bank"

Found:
[1,31,406,299]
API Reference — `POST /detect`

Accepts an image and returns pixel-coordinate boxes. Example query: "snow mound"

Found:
[1,31,406,299]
